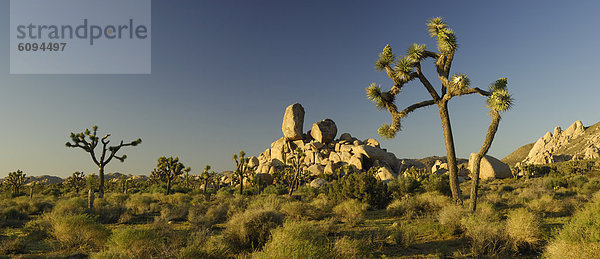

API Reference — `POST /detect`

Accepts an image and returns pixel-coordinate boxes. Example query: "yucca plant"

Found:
[366,17,512,204]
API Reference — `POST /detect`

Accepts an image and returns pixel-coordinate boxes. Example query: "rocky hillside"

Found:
[508,120,600,165]
[502,142,534,167]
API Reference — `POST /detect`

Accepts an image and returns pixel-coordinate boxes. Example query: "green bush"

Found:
[125,193,159,215]
[505,208,542,253]
[252,220,330,258]
[223,208,284,252]
[391,176,421,198]
[582,179,600,195]
[387,222,417,248]
[328,171,391,209]
[544,176,568,190]
[0,235,27,255]
[422,174,451,196]
[570,175,588,188]
[545,200,600,258]
[387,193,450,219]
[50,213,110,251]
[280,201,317,221]
[333,199,368,227]
[188,203,229,229]
[52,197,87,216]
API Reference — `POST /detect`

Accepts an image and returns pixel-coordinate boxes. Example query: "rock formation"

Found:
[254,103,401,182]
[521,120,600,165]
[468,154,512,180]
[281,103,305,141]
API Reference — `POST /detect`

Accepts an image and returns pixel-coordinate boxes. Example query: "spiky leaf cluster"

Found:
[487,88,513,112]
[394,56,416,83]
[366,83,396,111]
[427,17,457,54]
[489,77,508,92]
[407,43,427,61]
[450,73,470,90]
[375,44,395,71]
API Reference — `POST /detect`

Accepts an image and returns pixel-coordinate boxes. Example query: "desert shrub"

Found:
[247,194,286,211]
[159,203,189,222]
[332,236,362,258]
[476,201,499,221]
[527,194,566,217]
[125,193,159,215]
[52,197,87,216]
[390,175,421,198]
[438,204,468,235]
[223,208,284,252]
[179,234,230,259]
[252,220,330,258]
[387,222,418,248]
[505,208,543,253]
[328,171,391,209]
[188,203,229,229]
[333,199,368,227]
[310,193,333,215]
[570,175,588,188]
[544,200,600,258]
[23,216,52,240]
[50,213,110,250]
[387,193,450,218]
[461,214,508,257]
[422,173,451,196]
[95,226,163,258]
[317,217,339,236]
[280,201,316,221]
[0,235,27,255]
[545,176,568,190]
[0,208,28,227]
[582,179,600,195]
[262,185,287,195]
[93,198,125,224]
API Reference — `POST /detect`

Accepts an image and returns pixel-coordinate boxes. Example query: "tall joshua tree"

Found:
[366,17,512,204]
[470,78,513,211]
[233,150,249,195]
[151,156,190,195]
[66,126,141,198]
[201,164,215,194]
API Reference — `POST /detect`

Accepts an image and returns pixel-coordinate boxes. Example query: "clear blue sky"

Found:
[1,0,599,178]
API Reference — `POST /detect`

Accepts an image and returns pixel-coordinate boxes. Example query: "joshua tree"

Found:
[200,165,215,195]
[5,170,27,195]
[366,17,511,204]
[65,171,86,193]
[233,150,250,195]
[286,147,306,196]
[470,78,513,211]
[151,156,190,195]
[65,125,141,198]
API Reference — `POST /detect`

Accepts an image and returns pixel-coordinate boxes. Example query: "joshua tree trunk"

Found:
[98,166,105,198]
[204,179,208,194]
[239,172,244,195]
[166,177,172,195]
[438,101,462,204]
[470,110,501,211]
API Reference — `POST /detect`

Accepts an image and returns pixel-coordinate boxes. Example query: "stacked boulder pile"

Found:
[251,103,401,182]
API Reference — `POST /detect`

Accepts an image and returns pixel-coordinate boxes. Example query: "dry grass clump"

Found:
[125,193,160,215]
[333,199,368,227]
[544,200,600,258]
[223,208,284,252]
[387,193,451,219]
[387,222,418,248]
[252,220,330,258]
[51,197,87,216]
[332,236,362,258]
[438,204,468,235]
[188,202,229,229]
[50,213,110,251]
[461,213,508,256]
[505,208,543,252]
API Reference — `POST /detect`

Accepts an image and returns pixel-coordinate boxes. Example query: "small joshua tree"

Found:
[201,165,215,195]
[5,170,27,195]
[233,150,250,195]
[151,156,190,195]
[286,147,306,196]
[65,171,86,193]
[65,125,141,198]
[470,78,513,211]
[366,17,511,204]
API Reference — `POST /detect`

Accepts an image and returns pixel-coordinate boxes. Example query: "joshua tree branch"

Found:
[398,100,436,118]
